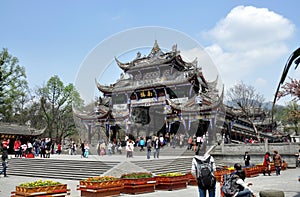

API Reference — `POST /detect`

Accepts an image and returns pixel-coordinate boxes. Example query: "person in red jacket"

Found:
[263,152,271,176]
[57,143,62,155]
[13,138,22,157]
[1,138,10,153]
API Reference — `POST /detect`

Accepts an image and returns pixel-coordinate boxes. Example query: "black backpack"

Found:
[221,173,240,196]
[195,156,216,189]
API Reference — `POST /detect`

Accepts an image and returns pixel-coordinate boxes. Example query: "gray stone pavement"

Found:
[0,154,299,197]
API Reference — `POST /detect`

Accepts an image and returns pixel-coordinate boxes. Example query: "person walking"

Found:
[297,149,300,167]
[263,152,271,176]
[191,154,216,197]
[244,151,251,167]
[56,143,62,155]
[0,151,8,177]
[146,138,152,159]
[40,139,46,158]
[13,138,21,157]
[27,141,33,154]
[100,141,106,156]
[126,139,134,158]
[187,136,193,150]
[80,141,85,158]
[84,143,89,158]
[107,141,113,156]
[1,138,10,153]
[33,139,40,157]
[139,137,145,151]
[153,137,161,159]
[116,138,122,154]
[273,150,283,176]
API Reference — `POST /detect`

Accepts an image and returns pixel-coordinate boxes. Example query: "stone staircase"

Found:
[131,157,194,174]
[7,158,120,180]
[5,145,224,181]
[130,145,196,157]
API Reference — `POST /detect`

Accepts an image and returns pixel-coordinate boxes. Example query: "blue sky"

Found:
[1,1,300,105]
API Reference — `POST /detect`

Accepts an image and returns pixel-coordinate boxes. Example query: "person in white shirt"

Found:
[191,154,216,197]
[27,141,33,153]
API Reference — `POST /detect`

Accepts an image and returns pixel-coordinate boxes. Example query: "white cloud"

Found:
[206,6,295,51]
[255,77,267,87]
[203,5,296,101]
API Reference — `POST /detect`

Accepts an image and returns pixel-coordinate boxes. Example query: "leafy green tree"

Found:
[273,105,287,124]
[0,48,29,122]
[37,75,83,141]
[275,78,300,136]
[283,101,299,135]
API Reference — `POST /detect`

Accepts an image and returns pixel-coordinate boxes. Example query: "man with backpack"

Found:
[191,154,216,197]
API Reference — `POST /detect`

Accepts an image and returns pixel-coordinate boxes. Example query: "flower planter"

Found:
[256,164,265,174]
[79,187,122,197]
[186,172,197,186]
[155,173,189,191]
[78,176,123,197]
[282,161,288,170]
[12,183,69,197]
[79,180,123,190]
[214,169,231,182]
[244,166,259,178]
[120,172,156,195]
[121,177,156,194]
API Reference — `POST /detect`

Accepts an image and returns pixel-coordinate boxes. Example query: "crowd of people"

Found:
[90,133,204,159]
[0,137,63,159]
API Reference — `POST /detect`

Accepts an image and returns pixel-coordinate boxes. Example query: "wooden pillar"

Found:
[88,123,92,144]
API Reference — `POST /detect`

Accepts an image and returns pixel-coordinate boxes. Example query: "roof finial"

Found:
[154,40,159,50]
[148,40,162,57]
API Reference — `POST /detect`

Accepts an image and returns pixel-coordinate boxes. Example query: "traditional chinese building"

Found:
[75,41,224,144]
[0,122,45,153]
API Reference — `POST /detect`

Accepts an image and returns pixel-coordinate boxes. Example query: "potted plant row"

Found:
[78,176,123,197]
[120,172,156,195]
[11,180,69,197]
[155,172,189,191]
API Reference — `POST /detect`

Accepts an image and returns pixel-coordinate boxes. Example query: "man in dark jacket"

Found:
[244,152,251,167]
[0,151,8,177]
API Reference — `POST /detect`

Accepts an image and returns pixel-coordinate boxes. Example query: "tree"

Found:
[0,48,29,122]
[284,102,300,135]
[275,77,300,136]
[277,78,300,101]
[37,75,83,141]
[226,81,265,139]
[273,47,300,106]
[272,48,300,137]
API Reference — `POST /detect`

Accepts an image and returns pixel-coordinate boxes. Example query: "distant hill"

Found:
[224,100,284,111]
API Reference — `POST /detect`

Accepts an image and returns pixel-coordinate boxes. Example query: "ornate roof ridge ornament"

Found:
[148,40,163,58]
[73,105,111,120]
[96,79,113,94]
[164,86,224,113]
[114,41,198,72]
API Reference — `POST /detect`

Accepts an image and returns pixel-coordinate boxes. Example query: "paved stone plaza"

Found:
[0,154,299,197]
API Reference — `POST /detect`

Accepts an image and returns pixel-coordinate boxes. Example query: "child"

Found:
[84,144,89,158]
